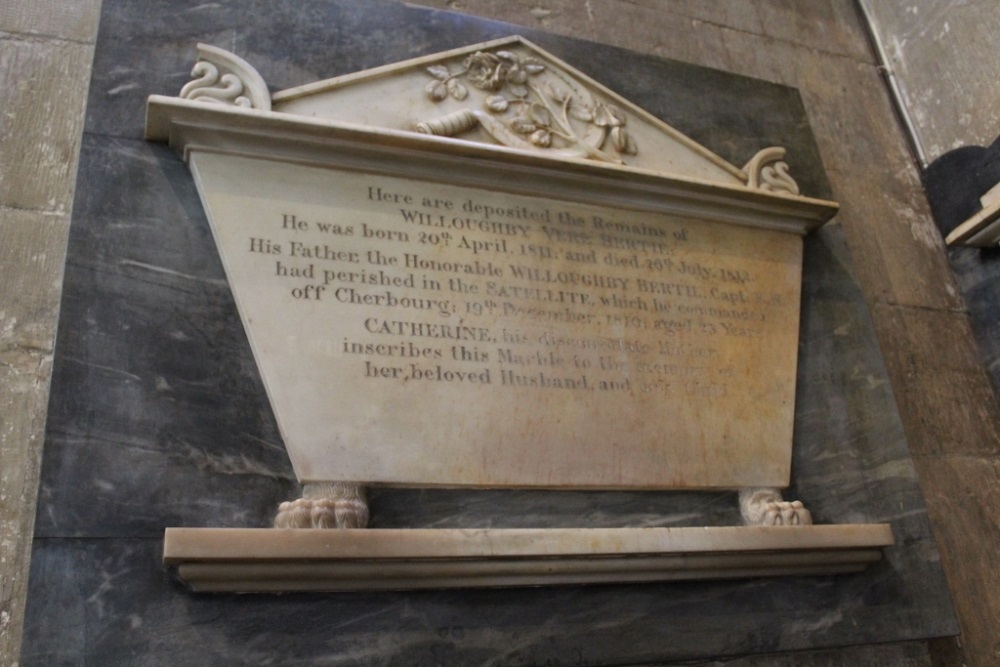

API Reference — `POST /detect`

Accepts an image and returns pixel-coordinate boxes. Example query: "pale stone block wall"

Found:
[0,1,100,663]
[860,0,1000,164]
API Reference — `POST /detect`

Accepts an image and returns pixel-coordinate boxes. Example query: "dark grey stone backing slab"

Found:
[925,137,1000,390]
[24,0,955,665]
[21,534,940,667]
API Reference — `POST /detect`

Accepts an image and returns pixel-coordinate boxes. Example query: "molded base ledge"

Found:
[164,525,893,592]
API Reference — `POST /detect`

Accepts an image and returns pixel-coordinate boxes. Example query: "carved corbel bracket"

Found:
[742,147,801,196]
[179,43,271,111]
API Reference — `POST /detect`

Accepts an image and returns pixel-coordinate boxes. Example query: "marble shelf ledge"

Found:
[946,181,1000,246]
[164,525,893,592]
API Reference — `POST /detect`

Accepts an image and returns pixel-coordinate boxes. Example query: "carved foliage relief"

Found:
[417,49,637,164]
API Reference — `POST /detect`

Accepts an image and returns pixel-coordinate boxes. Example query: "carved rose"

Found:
[462,51,545,95]
[464,52,507,91]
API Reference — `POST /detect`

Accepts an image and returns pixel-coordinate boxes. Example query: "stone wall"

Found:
[859,0,1000,165]
[0,2,100,664]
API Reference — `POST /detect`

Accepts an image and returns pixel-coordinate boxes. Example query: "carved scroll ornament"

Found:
[179,43,271,111]
[742,147,800,196]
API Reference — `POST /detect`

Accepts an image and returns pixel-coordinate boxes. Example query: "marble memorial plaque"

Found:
[192,153,803,489]
[148,36,840,497]
[139,33,901,592]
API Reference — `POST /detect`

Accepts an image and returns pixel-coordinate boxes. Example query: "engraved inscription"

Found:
[195,153,802,488]
[245,183,787,398]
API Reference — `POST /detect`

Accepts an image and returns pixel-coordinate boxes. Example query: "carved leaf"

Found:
[508,82,528,98]
[611,127,637,155]
[485,95,509,113]
[510,117,537,134]
[611,126,625,151]
[529,104,551,127]
[568,103,593,123]
[594,103,626,127]
[583,124,608,150]
[605,104,625,126]
[522,58,545,74]
[477,114,537,151]
[542,82,568,103]
[426,65,450,81]
[530,129,552,148]
[447,78,468,101]
[624,132,637,155]
[425,80,447,101]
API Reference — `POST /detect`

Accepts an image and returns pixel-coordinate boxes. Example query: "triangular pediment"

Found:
[270,36,748,186]
[147,38,816,200]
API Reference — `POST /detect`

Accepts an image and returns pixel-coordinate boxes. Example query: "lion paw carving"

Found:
[739,488,812,526]
[274,482,368,529]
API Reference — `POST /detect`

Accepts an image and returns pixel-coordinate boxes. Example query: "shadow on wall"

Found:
[924,135,1000,392]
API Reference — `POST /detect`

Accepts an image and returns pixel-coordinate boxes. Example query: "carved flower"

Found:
[462,50,546,95]
[464,52,508,91]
